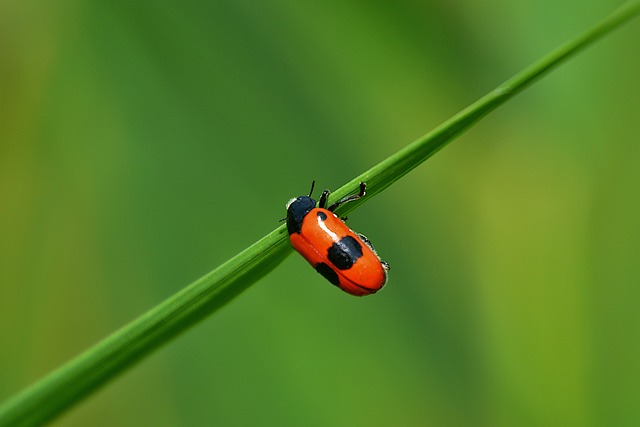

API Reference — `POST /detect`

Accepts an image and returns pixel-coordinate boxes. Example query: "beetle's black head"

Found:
[286,196,316,235]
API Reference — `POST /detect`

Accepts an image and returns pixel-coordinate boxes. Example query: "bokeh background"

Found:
[2,0,640,426]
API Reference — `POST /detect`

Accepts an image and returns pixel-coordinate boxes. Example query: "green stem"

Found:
[1,2,639,426]
[333,0,640,209]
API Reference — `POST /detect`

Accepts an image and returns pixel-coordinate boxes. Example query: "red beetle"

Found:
[286,182,389,296]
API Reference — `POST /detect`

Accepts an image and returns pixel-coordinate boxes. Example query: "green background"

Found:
[2,1,639,425]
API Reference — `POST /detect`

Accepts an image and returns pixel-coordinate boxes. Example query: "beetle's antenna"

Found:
[308,180,316,197]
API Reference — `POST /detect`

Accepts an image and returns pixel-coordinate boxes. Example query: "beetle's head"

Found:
[286,181,319,234]
[285,195,316,235]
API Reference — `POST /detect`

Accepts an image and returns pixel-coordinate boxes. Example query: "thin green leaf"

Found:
[1,2,639,426]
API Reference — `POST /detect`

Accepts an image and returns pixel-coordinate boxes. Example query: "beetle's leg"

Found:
[319,189,330,209]
[327,182,366,212]
[358,233,390,270]
[357,233,374,250]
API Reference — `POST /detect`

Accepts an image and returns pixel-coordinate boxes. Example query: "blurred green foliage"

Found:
[1,1,639,426]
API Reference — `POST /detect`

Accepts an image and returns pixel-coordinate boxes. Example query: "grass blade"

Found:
[328,0,640,211]
[1,2,639,425]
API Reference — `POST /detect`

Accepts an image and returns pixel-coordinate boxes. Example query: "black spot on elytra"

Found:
[316,263,340,287]
[327,235,363,270]
[317,211,327,221]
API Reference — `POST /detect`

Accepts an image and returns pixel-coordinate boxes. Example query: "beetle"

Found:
[286,181,389,296]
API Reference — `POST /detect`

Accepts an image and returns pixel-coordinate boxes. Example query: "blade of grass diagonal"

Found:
[0,228,293,427]
[1,1,639,426]
[324,0,640,214]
